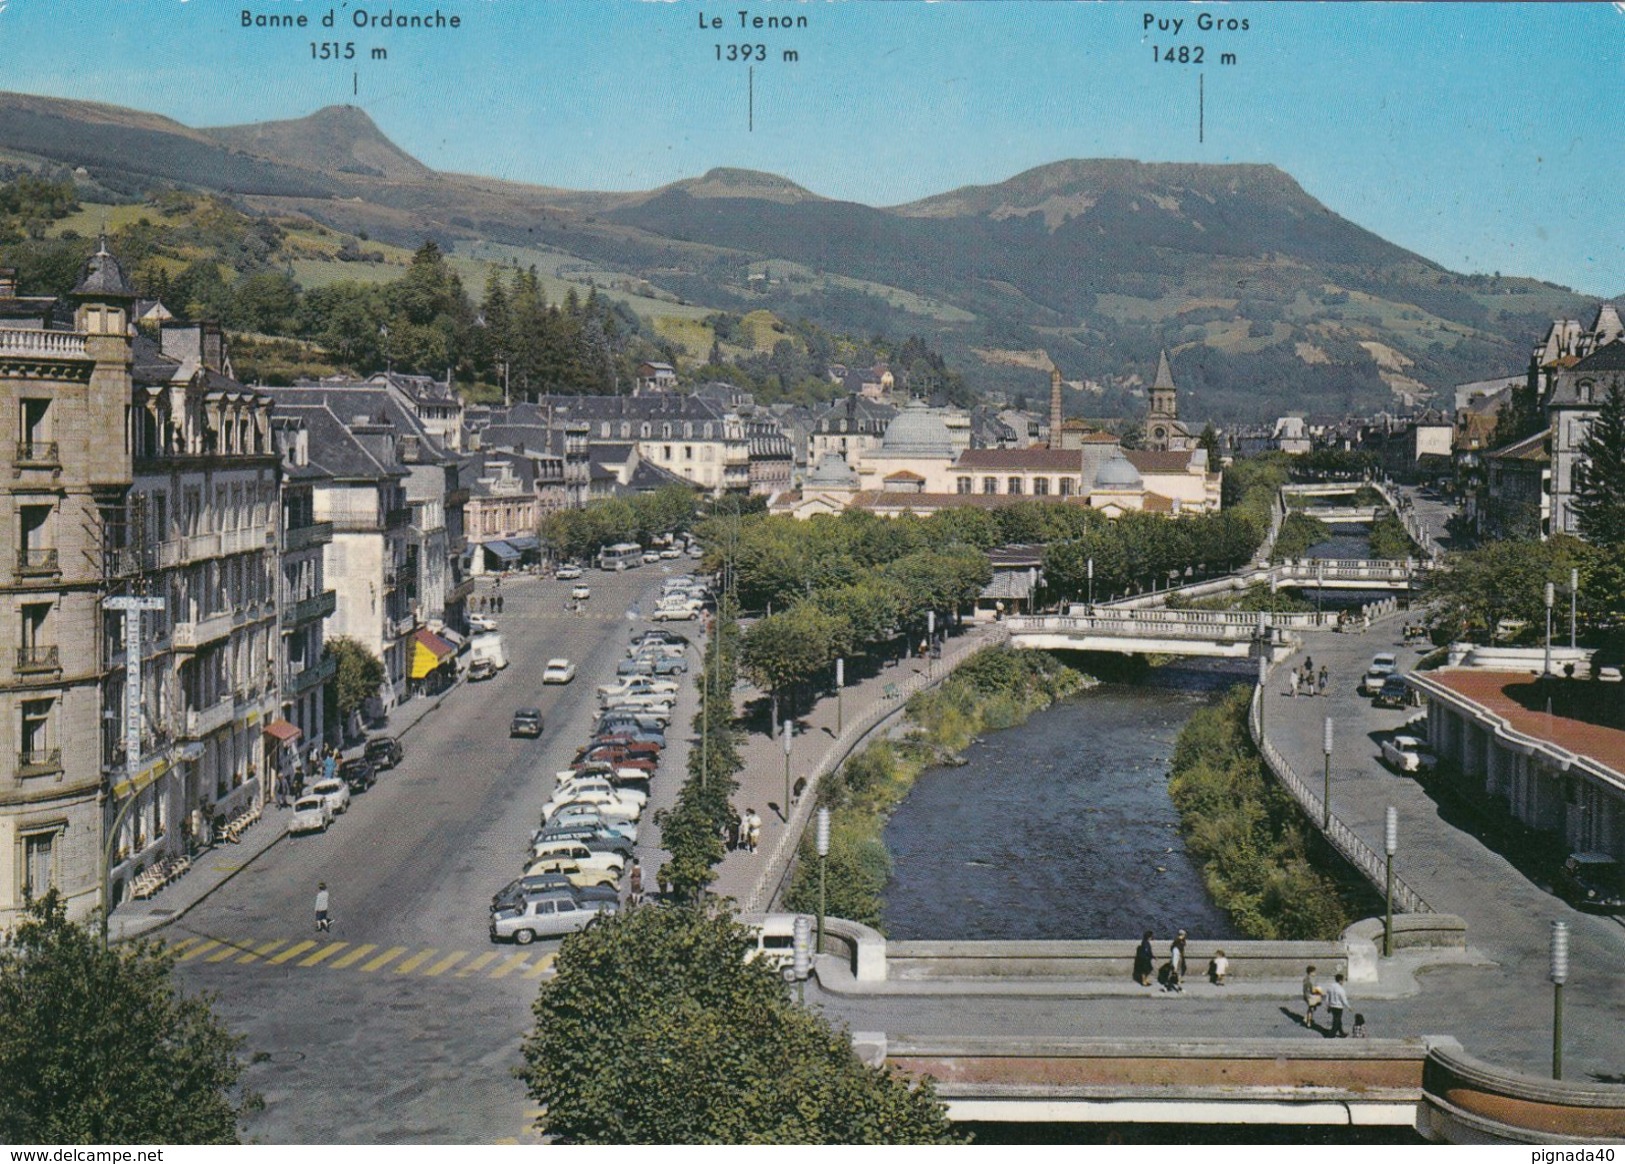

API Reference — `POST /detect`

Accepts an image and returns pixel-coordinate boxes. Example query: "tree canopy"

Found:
[0,893,255,1143]
[520,904,958,1144]
[1573,380,1625,549]
[324,636,385,718]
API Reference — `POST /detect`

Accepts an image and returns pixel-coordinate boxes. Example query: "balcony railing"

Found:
[284,521,333,552]
[220,526,273,556]
[184,697,235,739]
[0,330,87,359]
[286,653,336,697]
[15,441,60,469]
[16,548,59,577]
[15,645,60,674]
[391,615,417,638]
[172,610,234,651]
[17,747,63,776]
[284,589,337,626]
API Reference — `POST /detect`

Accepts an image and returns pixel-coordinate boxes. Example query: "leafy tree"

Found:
[1572,380,1625,549]
[741,604,842,706]
[521,904,958,1144]
[1197,422,1222,464]
[325,636,385,719]
[0,892,256,1143]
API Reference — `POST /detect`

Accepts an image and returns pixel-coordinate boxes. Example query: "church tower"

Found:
[1145,349,1192,452]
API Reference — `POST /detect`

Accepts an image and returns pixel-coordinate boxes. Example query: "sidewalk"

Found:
[706,623,1008,912]
[106,675,465,943]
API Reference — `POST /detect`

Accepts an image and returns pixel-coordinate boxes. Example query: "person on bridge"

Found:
[1166,930,1187,993]
[1301,965,1323,1028]
[1133,931,1155,986]
[1324,973,1351,1038]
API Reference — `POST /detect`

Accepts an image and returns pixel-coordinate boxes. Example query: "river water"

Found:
[879,524,1375,941]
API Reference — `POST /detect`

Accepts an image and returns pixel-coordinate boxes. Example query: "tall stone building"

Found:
[1145,349,1194,453]
[0,248,135,925]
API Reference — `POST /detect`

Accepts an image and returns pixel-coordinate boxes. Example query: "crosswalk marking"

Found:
[523,953,557,979]
[360,946,407,972]
[178,939,222,962]
[488,952,532,979]
[329,943,377,969]
[168,936,201,953]
[394,947,439,975]
[207,940,248,963]
[298,941,348,968]
[456,951,500,977]
[268,940,317,965]
[423,951,467,977]
[239,939,284,964]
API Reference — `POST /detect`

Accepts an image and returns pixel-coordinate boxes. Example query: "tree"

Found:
[520,905,958,1144]
[1198,422,1222,465]
[1424,536,1588,643]
[0,893,256,1143]
[325,636,385,720]
[1572,380,1625,549]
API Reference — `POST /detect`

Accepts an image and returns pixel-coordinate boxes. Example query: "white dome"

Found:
[1093,450,1143,490]
[805,451,859,489]
[880,403,955,459]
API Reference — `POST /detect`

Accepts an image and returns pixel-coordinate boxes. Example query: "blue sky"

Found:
[2,1,1621,294]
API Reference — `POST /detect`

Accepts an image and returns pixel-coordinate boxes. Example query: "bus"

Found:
[597,542,644,572]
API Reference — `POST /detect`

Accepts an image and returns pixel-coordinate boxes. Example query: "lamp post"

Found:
[1322,716,1333,829]
[1087,557,1094,608]
[1316,559,1324,619]
[1550,920,1569,1080]
[926,610,936,679]
[816,806,830,954]
[835,657,844,735]
[781,718,792,820]
[792,914,813,1004]
[1544,581,1555,678]
[1384,806,1398,957]
[1570,566,1579,651]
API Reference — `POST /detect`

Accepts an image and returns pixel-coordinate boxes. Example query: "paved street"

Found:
[168,566,697,1144]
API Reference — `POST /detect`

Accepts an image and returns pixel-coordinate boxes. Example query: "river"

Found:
[879,523,1376,941]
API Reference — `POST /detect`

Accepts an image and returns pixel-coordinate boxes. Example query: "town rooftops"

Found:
[956,447,1082,471]
[1415,669,1624,784]
[1484,428,1550,463]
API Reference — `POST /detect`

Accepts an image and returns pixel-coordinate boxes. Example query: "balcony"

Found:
[15,441,60,470]
[391,614,417,638]
[184,697,234,739]
[284,589,337,626]
[15,645,60,675]
[385,506,413,529]
[221,526,273,556]
[286,653,336,697]
[16,548,59,578]
[172,610,234,651]
[0,330,87,360]
[17,747,62,777]
[284,520,333,552]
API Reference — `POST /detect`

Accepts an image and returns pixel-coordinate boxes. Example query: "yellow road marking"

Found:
[167,936,201,952]
[489,952,532,979]
[394,947,438,975]
[360,946,407,972]
[268,940,317,965]
[238,939,284,964]
[179,939,221,961]
[207,940,249,963]
[456,951,500,977]
[329,943,377,969]
[298,941,349,968]
[423,951,467,977]
[523,953,557,979]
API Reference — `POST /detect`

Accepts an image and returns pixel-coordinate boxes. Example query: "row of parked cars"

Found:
[1359,653,1440,775]
[288,736,405,835]
[488,625,696,944]
[648,574,714,623]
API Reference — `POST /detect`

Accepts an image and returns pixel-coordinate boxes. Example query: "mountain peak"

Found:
[202,105,433,183]
[663,167,826,204]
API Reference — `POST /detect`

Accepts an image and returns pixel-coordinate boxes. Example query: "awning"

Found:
[439,627,467,649]
[263,719,303,744]
[508,534,540,551]
[409,628,458,680]
[483,540,520,562]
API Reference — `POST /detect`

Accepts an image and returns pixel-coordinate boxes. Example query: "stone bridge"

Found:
[1005,608,1304,659]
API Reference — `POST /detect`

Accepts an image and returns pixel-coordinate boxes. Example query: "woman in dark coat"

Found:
[1133,930,1156,986]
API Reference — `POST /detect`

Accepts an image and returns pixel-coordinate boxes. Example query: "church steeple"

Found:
[1149,349,1178,421]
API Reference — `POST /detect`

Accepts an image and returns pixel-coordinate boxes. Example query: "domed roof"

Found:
[880,403,955,459]
[806,451,859,490]
[1093,450,1143,491]
[71,235,137,301]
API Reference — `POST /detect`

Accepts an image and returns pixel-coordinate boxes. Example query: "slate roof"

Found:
[271,383,452,464]
[270,401,408,483]
[71,237,136,300]
[1484,428,1550,463]
[955,448,1082,471]
[1125,449,1204,474]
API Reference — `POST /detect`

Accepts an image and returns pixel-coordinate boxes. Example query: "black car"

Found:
[1555,853,1625,912]
[491,874,618,912]
[339,758,376,794]
[364,735,403,771]
[511,708,544,738]
[1375,675,1413,709]
[631,629,689,648]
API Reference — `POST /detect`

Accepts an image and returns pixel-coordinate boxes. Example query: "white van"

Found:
[468,631,508,673]
[742,913,805,978]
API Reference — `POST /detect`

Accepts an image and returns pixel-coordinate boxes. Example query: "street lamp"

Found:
[1544,581,1555,678]
[1550,920,1569,1080]
[816,807,830,954]
[792,914,813,1004]
[834,657,844,734]
[1570,566,1579,651]
[1087,557,1095,608]
[1322,716,1334,829]
[1384,806,1398,958]
[781,718,792,820]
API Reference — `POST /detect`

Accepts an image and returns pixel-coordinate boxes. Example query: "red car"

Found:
[572,748,658,774]
[587,733,663,753]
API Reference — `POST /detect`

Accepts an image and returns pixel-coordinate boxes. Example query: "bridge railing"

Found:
[1248,680,1431,914]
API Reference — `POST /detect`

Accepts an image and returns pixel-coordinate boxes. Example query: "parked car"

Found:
[570,584,592,601]
[555,564,584,580]
[364,735,403,770]
[307,777,351,816]
[641,551,662,565]
[542,658,576,684]
[1380,734,1438,773]
[490,891,617,944]
[643,653,688,675]
[541,789,642,825]
[468,612,498,632]
[595,710,668,733]
[546,805,639,844]
[1359,667,1391,697]
[1375,675,1413,708]
[545,774,649,810]
[511,708,544,738]
[530,822,636,858]
[659,547,682,559]
[288,795,332,835]
[597,675,679,699]
[573,748,658,775]
[491,875,617,912]
[1555,852,1625,912]
[521,857,620,890]
[687,544,704,557]
[528,840,626,875]
[742,913,805,979]
[339,758,376,794]
[1369,652,1399,677]
[631,629,690,649]
[469,658,499,682]
[590,722,665,745]
[650,604,698,622]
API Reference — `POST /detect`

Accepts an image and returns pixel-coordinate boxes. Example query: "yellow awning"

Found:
[409,628,457,680]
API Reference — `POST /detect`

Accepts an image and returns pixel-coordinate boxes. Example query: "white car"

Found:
[468,612,498,632]
[542,658,576,684]
[307,778,351,816]
[1381,735,1438,773]
[490,891,616,945]
[597,675,679,699]
[555,565,583,580]
[545,775,648,813]
[650,604,698,622]
[641,551,662,565]
[288,795,332,835]
[528,839,626,875]
[659,547,682,559]
[570,585,591,601]
[541,787,643,825]
[1359,667,1391,696]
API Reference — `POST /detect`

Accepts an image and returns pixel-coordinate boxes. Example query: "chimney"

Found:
[1049,363,1064,450]
[201,322,225,374]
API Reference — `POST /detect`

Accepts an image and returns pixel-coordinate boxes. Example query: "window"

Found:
[19,398,50,458]
[983,477,998,495]
[620,422,631,439]
[1033,477,1049,496]
[23,831,55,899]
[21,697,52,762]
[18,504,52,572]
[957,477,972,494]
[1059,477,1074,497]
[640,423,651,439]
[684,446,694,461]
[600,422,610,438]
[1008,477,1024,495]
[663,445,672,461]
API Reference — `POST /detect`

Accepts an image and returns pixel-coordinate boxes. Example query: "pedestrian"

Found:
[657,864,672,899]
[628,860,644,906]
[792,776,807,803]
[496,594,504,613]
[1133,930,1155,986]
[745,808,762,854]
[1289,670,1300,699]
[1325,972,1351,1037]
[726,816,741,851]
[1166,930,1187,993]
[1209,949,1229,986]
[738,809,750,852]
[1317,666,1329,697]
[1301,964,1323,1029]
[323,749,336,783]
[1304,655,1314,675]
[314,882,332,932]
[1351,1013,1368,1039]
